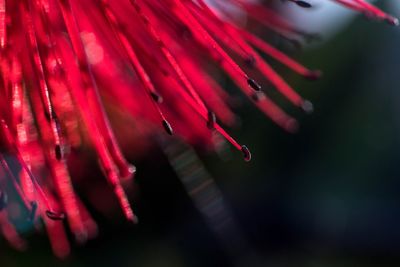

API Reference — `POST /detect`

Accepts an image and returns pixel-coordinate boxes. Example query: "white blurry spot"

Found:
[204,0,259,26]
[80,31,104,65]
[284,0,364,46]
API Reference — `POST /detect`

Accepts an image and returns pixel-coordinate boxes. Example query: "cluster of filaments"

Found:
[0,0,396,257]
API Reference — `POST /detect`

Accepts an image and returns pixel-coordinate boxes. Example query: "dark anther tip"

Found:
[241,145,252,162]
[0,191,8,211]
[46,210,66,221]
[251,92,260,102]
[244,55,256,68]
[285,119,300,134]
[162,120,174,135]
[150,91,163,103]
[304,70,322,80]
[295,0,312,8]
[130,215,139,224]
[207,111,216,129]
[29,201,38,221]
[386,17,399,26]
[288,39,303,50]
[55,144,63,160]
[247,78,261,91]
[304,33,322,43]
[301,100,314,114]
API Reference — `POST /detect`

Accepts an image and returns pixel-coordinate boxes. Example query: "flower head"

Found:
[0,0,396,257]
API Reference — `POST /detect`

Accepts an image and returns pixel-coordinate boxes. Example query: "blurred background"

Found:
[1,1,400,266]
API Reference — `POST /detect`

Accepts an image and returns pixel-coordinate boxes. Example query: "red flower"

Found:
[0,0,395,257]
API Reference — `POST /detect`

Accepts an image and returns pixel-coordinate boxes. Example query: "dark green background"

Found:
[1,2,400,266]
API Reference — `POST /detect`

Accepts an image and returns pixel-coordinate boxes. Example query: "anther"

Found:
[131,214,139,224]
[251,92,266,102]
[46,210,66,221]
[241,145,251,162]
[285,119,300,134]
[251,93,260,102]
[244,55,256,68]
[386,16,399,26]
[295,0,312,8]
[29,202,38,221]
[162,120,173,135]
[55,144,63,160]
[44,111,52,121]
[301,100,314,114]
[247,78,261,91]
[150,91,163,103]
[207,111,216,129]
[304,33,322,43]
[304,70,322,80]
[0,191,8,211]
